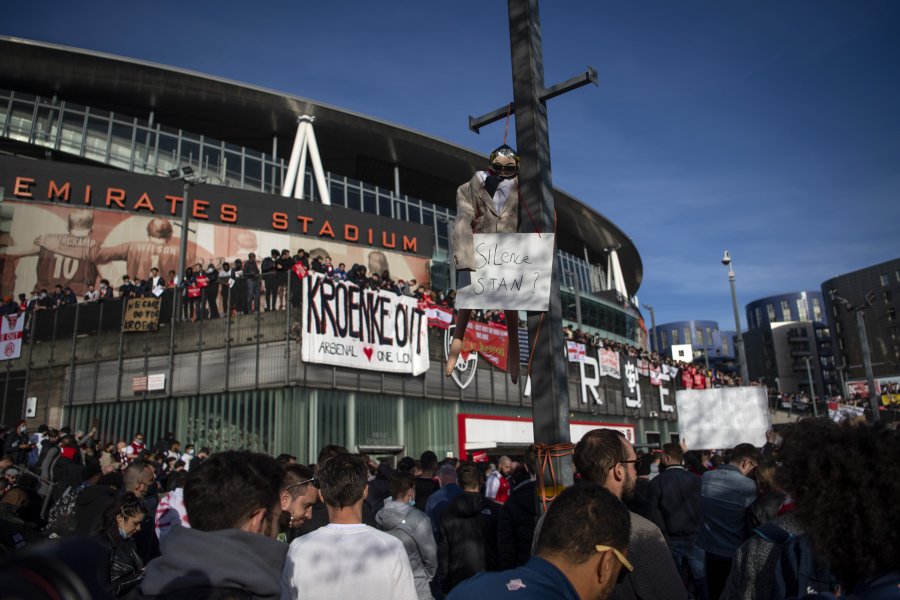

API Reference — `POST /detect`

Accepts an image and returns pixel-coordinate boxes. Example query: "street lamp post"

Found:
[830,290,879,422]
[642,303,658,353]
[722,251,750,384]
[804,355,819,418]
[168,166,205,285]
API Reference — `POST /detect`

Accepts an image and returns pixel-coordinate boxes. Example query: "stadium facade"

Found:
[0,37,684,461]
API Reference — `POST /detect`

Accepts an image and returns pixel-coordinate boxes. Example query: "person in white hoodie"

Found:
[376,471,438,600]
[281,453,417,600]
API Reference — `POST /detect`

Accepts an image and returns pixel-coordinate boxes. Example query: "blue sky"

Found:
[4,1,899,330]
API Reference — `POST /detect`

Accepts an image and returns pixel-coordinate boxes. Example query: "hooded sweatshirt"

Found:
[376,499,438,600]
[438,491,500,593]
[135,524,287,599]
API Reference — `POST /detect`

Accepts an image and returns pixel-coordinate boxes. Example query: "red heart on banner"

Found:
[363,347,374,361]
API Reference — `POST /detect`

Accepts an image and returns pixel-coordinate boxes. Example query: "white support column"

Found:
[305,120,331,205]
[346,393,356,452]
[293,121,309,200]
[281,115,331,205]
[282,118,308,197]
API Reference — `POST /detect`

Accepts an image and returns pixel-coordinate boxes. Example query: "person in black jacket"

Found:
[243,253,261,313]
[648,442,708,600]
[497,445,541,570]
[438,461,500,594]
[201,263,220,319]
[94,492,147,597]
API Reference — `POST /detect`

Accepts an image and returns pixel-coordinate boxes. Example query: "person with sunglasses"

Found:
[448,483,631,600]
[279,464,319,542]
[530,429,686,599]
[446,144,522,384]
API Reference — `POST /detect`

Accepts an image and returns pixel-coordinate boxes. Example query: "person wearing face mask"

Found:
[179,443,195,471]
[94,492,147,597]
[3,421,33,466]
[446,144,522,384]
[376,471,438,600]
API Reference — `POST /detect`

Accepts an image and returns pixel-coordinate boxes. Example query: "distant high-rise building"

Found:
[822,258,900,397]
[743,291,835,396]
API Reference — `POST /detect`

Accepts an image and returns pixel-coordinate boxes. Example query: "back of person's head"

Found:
[389,471,416,500]
[636,453,653,477]
[536,483,630,564]
[397,456,416,473]
[316,444,349,471]
[282,463,316,500]
[574,429,627,485]
[754,458,779,495]
[457,461,482,491]
[123,460,151,494]
[662,443,683,465]
[97,471,123,489]
[165,470,188,492]
[437,463,458,485]
[184,451,282,531]
[778,420,900,586]
[729,443,761,465]
[318,453,367,509]
[420,450,438,472]
[98,492,146,535]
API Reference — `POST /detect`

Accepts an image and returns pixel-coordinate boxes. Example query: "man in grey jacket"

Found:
[377,471,438,600]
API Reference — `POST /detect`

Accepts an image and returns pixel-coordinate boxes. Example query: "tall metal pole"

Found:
[724,254,750,383]
[177,179,190,287]
[509,0,572,487]
[643,303,658,353]
[805,355,819,418]
[856,309,879,422]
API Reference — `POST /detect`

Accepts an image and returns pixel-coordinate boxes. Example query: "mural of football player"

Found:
[27,210,101,296]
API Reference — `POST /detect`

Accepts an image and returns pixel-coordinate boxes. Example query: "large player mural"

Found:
[0,202,430,298]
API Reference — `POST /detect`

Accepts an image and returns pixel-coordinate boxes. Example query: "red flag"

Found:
[292,262,308,279]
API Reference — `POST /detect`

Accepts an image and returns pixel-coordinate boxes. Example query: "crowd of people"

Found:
[1,416,898,599]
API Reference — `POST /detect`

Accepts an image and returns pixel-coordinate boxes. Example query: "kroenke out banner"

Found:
[301,273,430,375]
[0,156,432,297]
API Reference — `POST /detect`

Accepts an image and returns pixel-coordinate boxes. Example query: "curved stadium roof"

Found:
[0,36,641,294]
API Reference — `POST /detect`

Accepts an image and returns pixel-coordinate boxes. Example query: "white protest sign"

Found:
[676,386,770,449]
[455,233,555,311]
[301,273,430,375]
[671,344,693,362]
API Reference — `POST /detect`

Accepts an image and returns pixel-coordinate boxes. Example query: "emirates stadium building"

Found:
[0,37,682,460]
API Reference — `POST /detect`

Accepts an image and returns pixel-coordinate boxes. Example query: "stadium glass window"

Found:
[660,330,668,348]
[363,191,377,215]
[408,203,420,224]
[59,108,86,154]
[32,102,59,146]
[705,327,713,346]
[812,297,822,323]
[330,181,346,207]
[722,337,730,355]
[684,328,691,346]
[671,329,679,345]
[84,115,111,162]
[696,327,704,346]
[378,192,392,217]
[882,274,890,288]
[767,304,776,322]
[755,307,763,327]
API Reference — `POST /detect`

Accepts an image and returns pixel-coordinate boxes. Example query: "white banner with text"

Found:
[455,233,555,311]
[302,274,430,375]
[676,386,770,449]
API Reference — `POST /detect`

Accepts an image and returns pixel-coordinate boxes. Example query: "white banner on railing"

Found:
[0,314,24,361]
[301,274,430,375]
[455,233,555,311]
[676,386,770,449]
